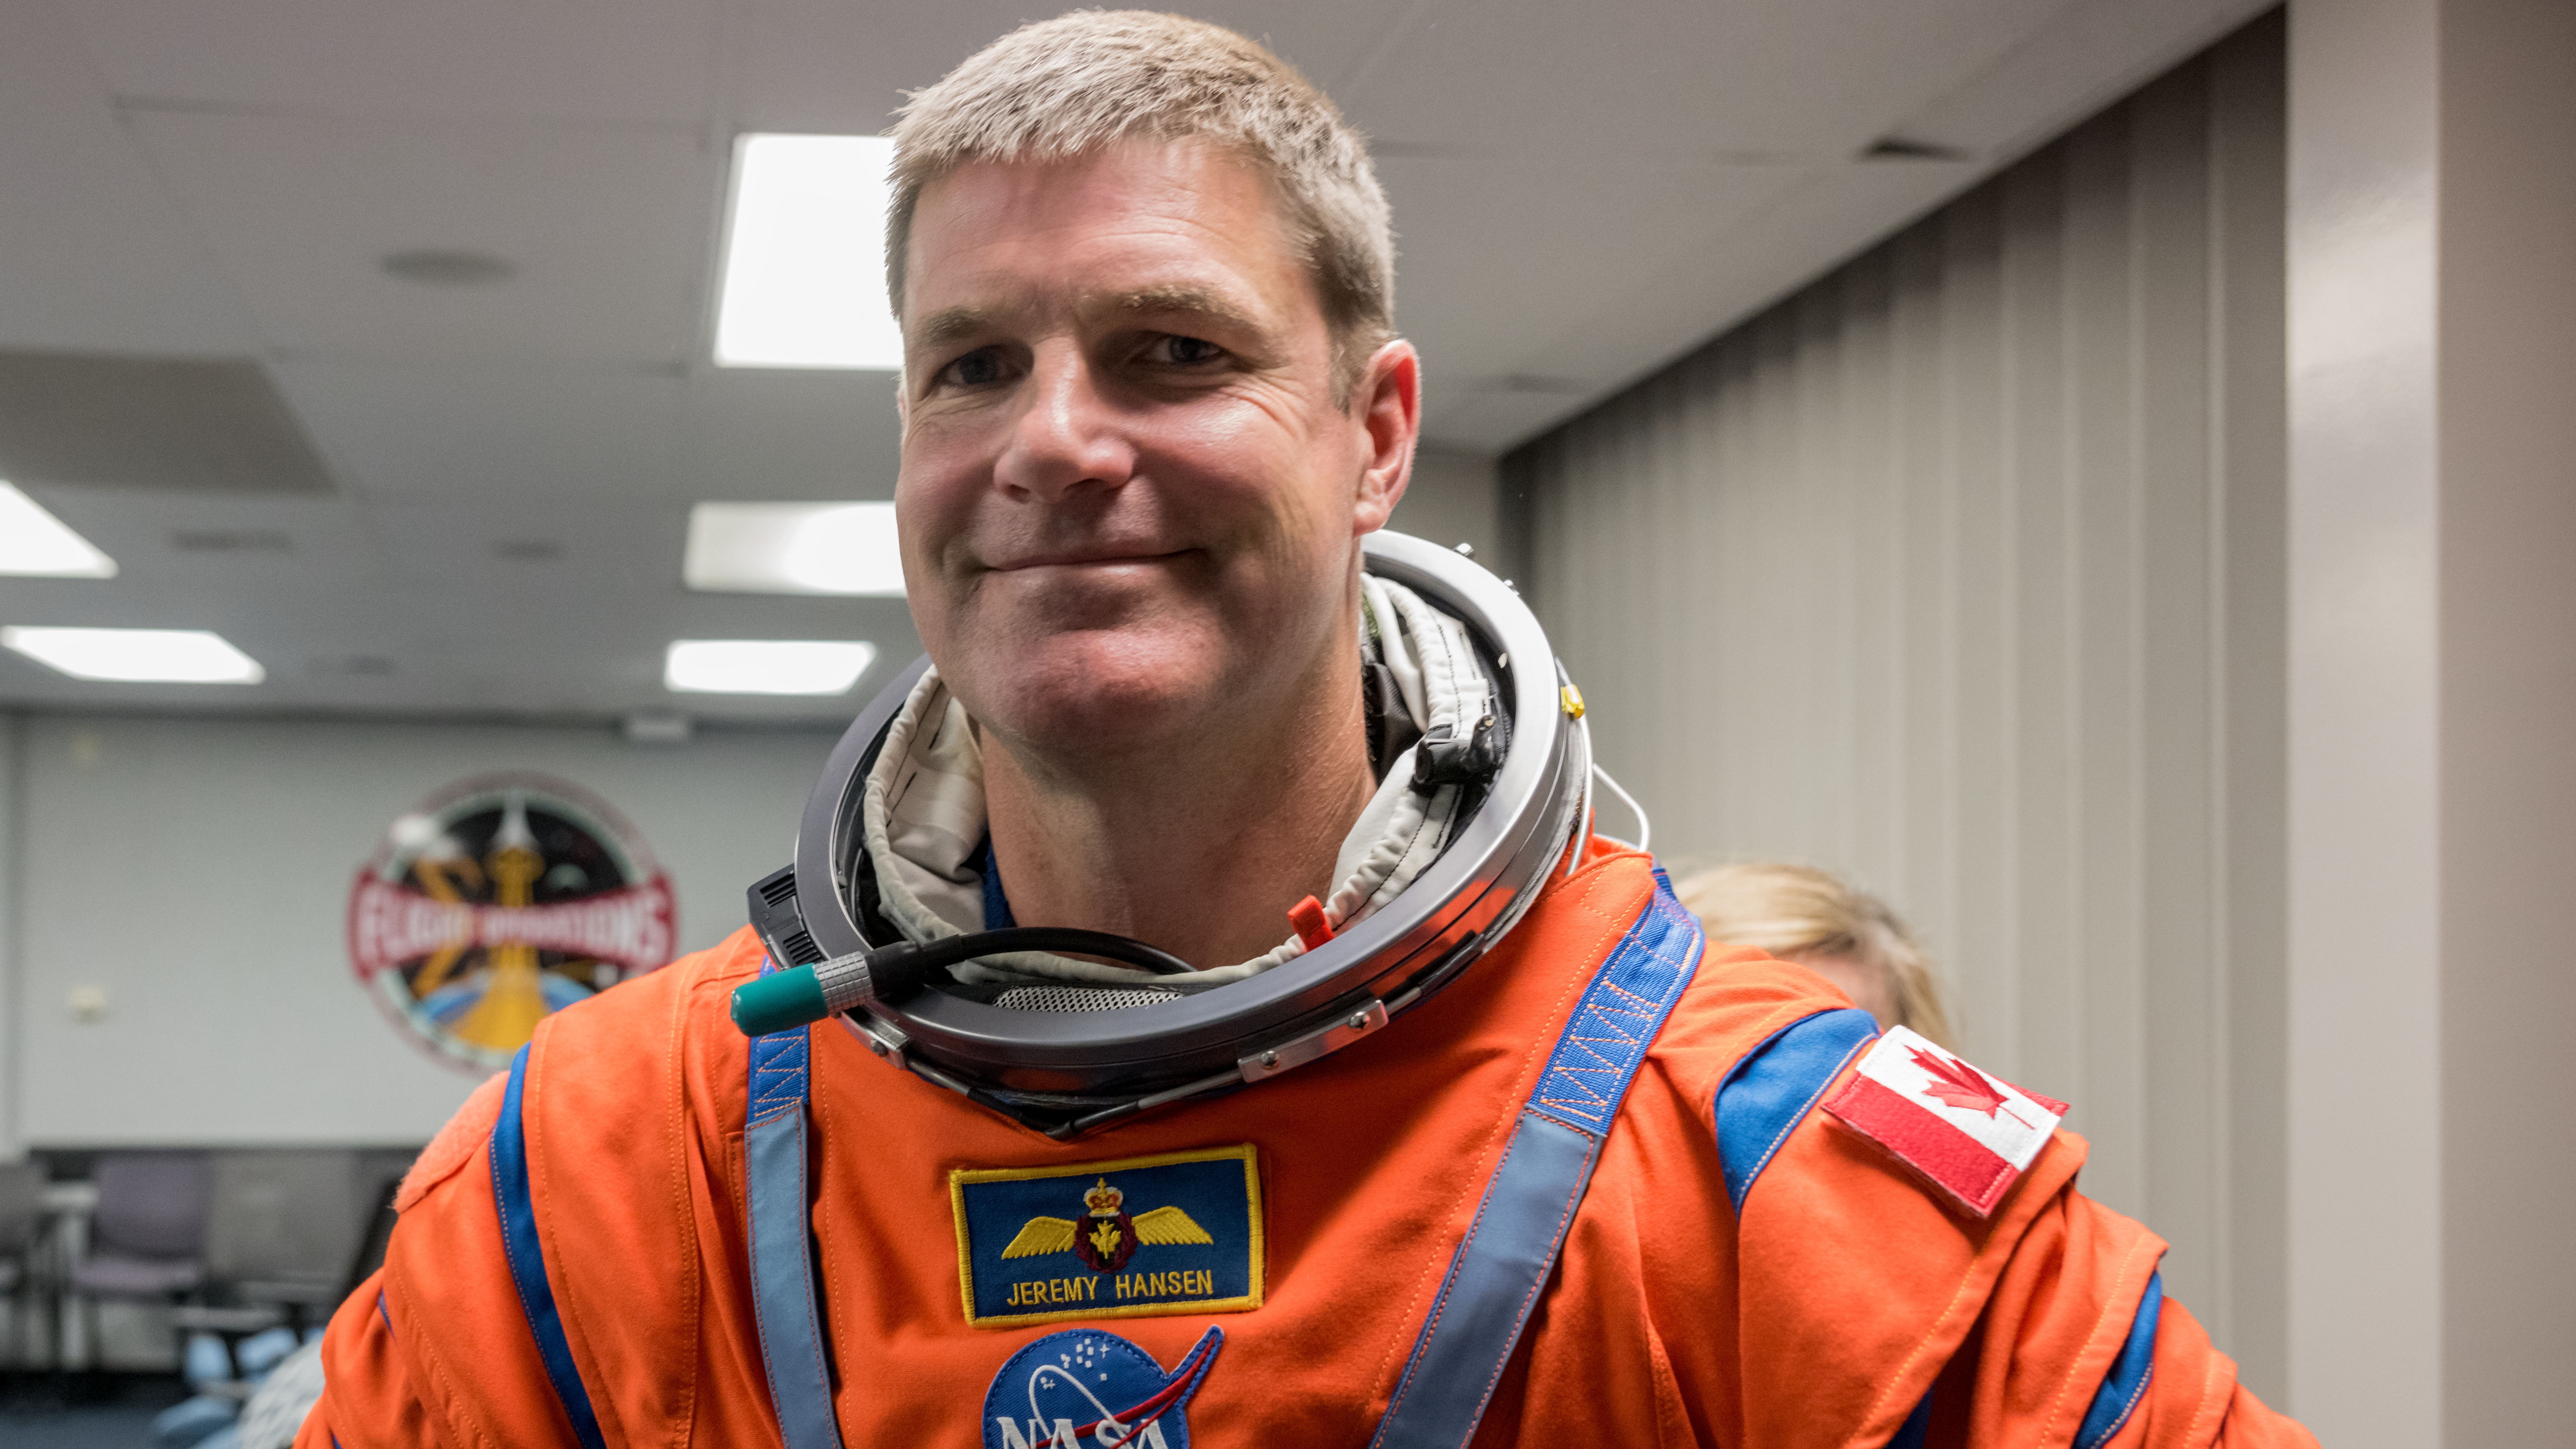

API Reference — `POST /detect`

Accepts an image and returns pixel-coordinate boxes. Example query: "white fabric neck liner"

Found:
[859,573,1496,994]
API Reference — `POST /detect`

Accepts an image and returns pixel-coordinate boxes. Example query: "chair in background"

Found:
[152,1153,411,1446]
[65,1151,211,1373]
[66,1151,211,1308]
[201,1150,368,1331]
[166,1148,373,1396]
[0,1159,50,1365]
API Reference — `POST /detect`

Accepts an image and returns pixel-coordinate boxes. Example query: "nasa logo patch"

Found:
[981,1325,1222,1449]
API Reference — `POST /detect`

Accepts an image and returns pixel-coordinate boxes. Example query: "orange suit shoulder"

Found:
[302,930,769,1449]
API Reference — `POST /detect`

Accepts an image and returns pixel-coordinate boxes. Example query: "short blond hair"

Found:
[887,11,1396,396]
[1676,862,1956,1048]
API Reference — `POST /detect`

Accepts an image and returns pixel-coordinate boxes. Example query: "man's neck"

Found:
[978,645,1380,970]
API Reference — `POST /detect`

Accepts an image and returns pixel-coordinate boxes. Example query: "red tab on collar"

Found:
[1287,895,1334,950]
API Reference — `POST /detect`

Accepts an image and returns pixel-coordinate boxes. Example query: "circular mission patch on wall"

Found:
[347,773,677,1072]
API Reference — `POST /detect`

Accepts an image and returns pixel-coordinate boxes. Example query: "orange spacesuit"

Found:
[299,845,2311,1448]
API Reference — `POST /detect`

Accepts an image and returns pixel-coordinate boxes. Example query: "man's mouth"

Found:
[989,548,1191,572]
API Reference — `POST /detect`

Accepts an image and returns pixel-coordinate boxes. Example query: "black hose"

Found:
[734,926,1199,1037]
[886,926,1196,980]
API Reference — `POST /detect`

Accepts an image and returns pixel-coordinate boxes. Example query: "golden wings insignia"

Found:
[1000,1178,1214,1275]
[1000,1216,1080,1260]
[1000,1206,1213,1258]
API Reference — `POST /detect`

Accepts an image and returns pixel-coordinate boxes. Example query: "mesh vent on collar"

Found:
[994,985,1184,1012]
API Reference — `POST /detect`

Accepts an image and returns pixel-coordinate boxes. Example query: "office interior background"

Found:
[0,0,2567,1444]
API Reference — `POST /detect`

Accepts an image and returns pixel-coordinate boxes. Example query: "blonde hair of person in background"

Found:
[1675,862,1956,1048]
[886,9,1396,401]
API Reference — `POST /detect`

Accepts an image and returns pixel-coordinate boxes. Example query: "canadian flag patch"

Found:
[1821,1026,2068,1217]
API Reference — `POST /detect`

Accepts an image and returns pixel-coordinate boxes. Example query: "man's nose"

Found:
[993,342,1135,501]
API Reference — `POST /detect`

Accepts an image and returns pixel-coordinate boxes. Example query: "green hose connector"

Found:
[728,929,1186,1040]
[730,965,830,1037]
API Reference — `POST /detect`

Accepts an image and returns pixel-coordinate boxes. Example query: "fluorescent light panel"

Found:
[684,501,905,595]
[2,626,263,683]
[665,639,875,696]
[716,134,903,370]
[0,482,117,577]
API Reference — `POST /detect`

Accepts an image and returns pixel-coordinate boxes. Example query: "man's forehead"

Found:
[914,136,1278,229]
[902,143,1303,318]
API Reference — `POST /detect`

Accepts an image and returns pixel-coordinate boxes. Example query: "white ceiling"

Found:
[0,0,2271,724]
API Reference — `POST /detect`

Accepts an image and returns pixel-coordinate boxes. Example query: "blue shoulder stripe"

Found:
[492,1044,611,1449]
[1712,1007,1878,1212]
[2075,1270,2164,1449]
[747,1012,810,1127]
[1527,879,1704,1133]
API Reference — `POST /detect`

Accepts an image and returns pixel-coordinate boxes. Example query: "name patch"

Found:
[951,1145,1263,1328]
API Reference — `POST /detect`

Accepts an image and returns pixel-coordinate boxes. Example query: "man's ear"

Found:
[1350,339,1421,534]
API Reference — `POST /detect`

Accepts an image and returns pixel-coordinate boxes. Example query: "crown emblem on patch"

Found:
[1084,1178,1125,1216]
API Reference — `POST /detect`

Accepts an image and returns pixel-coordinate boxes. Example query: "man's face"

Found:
[894,138,1414,764]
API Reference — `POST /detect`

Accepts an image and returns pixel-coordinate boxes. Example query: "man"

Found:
[301,14,2314,1447]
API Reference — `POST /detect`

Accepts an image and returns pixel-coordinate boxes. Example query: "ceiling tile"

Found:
[1892,0,2266,154]
[1340,0,2067,158]
[14,487,386,593]
[130,110,713,362]
[681,371,905,502]
[0,352,333,493]
[0,545,406,697]
[731,0,1399,133]
[274,359,691,502]
[1421,158,1981,447]
[363,493,687,593]
[0,5,261,353]
[66,0,723,127]
[1384,153,1812,400]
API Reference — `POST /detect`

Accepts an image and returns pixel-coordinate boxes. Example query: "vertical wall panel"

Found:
[2210,23,2289,1398]
[1502,14,2286,1396]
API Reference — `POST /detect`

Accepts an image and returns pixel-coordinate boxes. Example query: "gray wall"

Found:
[1391,445,1503,565]
[2434,1,2576,1434]
[1503,15,2288,1399]
[2283,0,2440,1435]
[0,712,834,1151]
[2286,0,2576,1441]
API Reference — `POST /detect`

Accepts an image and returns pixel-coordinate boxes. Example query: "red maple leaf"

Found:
[1907,1045,2033,1128]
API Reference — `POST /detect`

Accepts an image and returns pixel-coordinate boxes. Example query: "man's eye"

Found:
[1150,335,1227,367]
[940,348,1008,388]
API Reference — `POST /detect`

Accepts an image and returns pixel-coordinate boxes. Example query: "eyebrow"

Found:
[1102,284,1265,335]
[904,284,1272,359]
[910,305,994,353]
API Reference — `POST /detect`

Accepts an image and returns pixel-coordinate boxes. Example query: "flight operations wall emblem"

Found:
[952,1146,1263,1328]
[347,774,677,1073]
